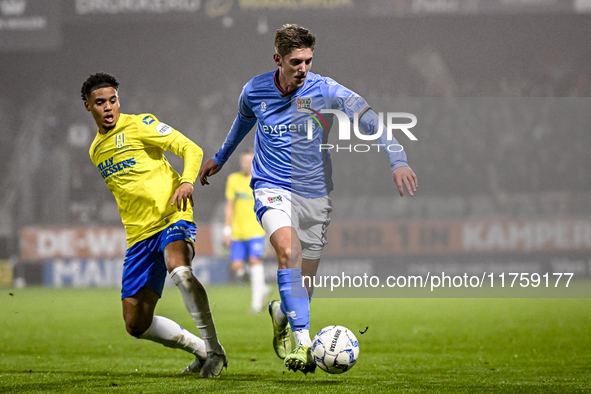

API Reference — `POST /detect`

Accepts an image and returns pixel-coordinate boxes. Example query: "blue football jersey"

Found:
[213,70,408,198]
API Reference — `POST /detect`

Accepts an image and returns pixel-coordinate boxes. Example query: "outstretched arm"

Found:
[324,80,418,197]
[198,111,256,185]
[359,109,417,196]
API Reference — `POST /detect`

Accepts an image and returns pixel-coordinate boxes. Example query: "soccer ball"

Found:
[312,325,359,374]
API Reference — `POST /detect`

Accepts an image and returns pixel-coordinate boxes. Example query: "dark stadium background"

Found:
[1,0,590,289]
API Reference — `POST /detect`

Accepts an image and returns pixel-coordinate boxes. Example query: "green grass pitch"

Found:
[1,285,590,393]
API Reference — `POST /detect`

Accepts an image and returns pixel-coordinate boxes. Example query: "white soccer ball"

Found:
[312,325,359,374]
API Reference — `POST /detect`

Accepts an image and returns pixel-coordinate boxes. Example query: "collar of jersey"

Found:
[274,69,302,97]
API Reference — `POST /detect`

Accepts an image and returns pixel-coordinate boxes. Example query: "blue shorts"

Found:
[121,220,197,300]
[230,237,265,262]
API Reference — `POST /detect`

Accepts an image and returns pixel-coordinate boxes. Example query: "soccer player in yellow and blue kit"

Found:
[82,72,226,378]
[223,151,269,313]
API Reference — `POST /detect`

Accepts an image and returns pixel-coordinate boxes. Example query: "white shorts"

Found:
[255,188,332,260]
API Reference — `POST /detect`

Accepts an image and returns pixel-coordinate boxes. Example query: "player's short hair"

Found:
[274,24,315,58]
[81,72,119,101]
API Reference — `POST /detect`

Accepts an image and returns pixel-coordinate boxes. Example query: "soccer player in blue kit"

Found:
[199,24,418,373]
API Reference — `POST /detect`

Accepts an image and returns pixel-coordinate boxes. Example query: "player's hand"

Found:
[171,182,194,211]
[198,159,223,186]
[393,166,418,197]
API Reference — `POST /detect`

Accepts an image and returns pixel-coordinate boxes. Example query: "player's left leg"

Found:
[301,258,320,299]
[299,194,332,301]
[162,221,226,378]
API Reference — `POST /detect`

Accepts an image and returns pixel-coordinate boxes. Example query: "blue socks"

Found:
[277,268,310,331]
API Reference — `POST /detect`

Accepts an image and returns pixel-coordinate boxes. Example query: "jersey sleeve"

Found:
[225,174,236,200]
[359,109,408,171]
[238,82,256,118]
[321,80,409,171]
[212,82,258,166]
[138,114,203,185]
[167,133,203,185]
[137,114,181,150]
[321,78,370,122]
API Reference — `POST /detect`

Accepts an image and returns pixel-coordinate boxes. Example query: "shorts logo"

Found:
[115,133,125,148]
[166,225,187,239]
[267,196,283,204]
[143,116,155,125]
[261,102,267,112]
[156,122,172,136]
[296,97,312,110]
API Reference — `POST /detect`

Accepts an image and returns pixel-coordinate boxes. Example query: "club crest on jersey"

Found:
[115,133,125,148]
[261,102,267,112]
[297,97,312,110]
[267,196,283,204]
[143,116,155,125]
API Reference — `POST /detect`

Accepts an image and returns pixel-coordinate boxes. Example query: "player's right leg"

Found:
[280,194,331,373]
[122,288,207,372]
[262,211,315,373]
[262,219,295,359]
[254,189,315,373]
[121,237,207,373]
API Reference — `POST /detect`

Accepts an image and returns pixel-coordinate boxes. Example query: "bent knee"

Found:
[125,317,152,338]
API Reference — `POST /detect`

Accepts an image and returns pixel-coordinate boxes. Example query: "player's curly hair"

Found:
[81,72,119,101]
[274,24,315,58]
